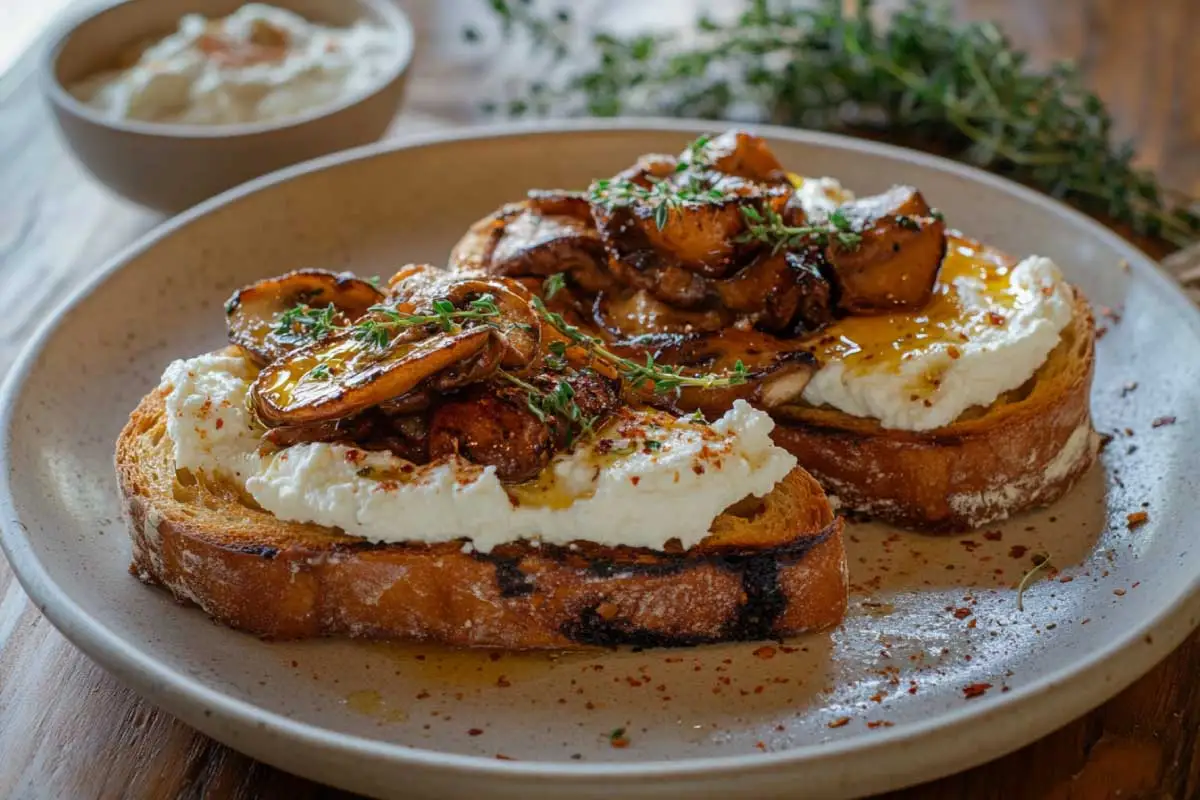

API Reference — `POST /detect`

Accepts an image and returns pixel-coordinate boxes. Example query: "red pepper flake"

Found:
[752,645,777,660]
[630,476,640,487]
[1152,416,1177,428]
[692,464,706,475]
[869,692,885,703]
[959,539,981,552]
[962,683,993,699]
[496,675,511,688]
[907,683,919,695]
[1008,545,1029,559]
[827,717,851,729]
[609,727,630,748]
[779,646,799,654]
[415,690,430,700]
[1095,325,1108,339]
[584,701,595,710]
[952,607,973,620]
[1126,511,1149,528]
[1100,305,1123,322]
[1081,618,1091,625]
[1113,588,1127,596]
[495,754,516,760]
[987,311,1006,326]
[947,345,961,359]
[866,720,894,729]
[982,530,1002,541]
[967,618,978,629]
[755,741,767,751]
[625,677,643,688]
[468,728,484,736]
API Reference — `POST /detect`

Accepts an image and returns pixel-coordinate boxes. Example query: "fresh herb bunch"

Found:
[738,205,861,252]
[482,0,1200,247]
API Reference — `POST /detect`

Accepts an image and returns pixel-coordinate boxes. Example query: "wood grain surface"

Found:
[1,1,1198,798]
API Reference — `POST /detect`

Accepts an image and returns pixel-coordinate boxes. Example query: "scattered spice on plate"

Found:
[983,530,1003,541]
[753,645,777,660]
[1008,545,1029,559]
[952,607,972,619]
[468,728,484,736]
[1151,416,1177,428]
[866,720,894,729]
[962,683,993,699]
[1126,511,1149,528]
[827,717,851,729]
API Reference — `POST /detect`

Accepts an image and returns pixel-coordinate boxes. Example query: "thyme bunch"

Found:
[481,0,1200,247]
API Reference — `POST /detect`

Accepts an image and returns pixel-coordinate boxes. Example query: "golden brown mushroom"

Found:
[679,130,790,185]
[251,276,540,426]
[450,192,613,294]
[608,328,816,418]
[225,269,383,366]
[824,185,947,313]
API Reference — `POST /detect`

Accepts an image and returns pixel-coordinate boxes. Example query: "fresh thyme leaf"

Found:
[643,439,662,451]
[304,363,332,381]
[529,296,749,393]
[483,0,1200,248]
[736,205,862,253]
[543,272,567,299]
[367,275,383,288]
[273,304,338,342]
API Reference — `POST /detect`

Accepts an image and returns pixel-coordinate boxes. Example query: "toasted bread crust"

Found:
[771,288,1098,531]
[117,387,847,647]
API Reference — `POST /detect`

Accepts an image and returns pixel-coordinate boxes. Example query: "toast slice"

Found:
[770,287,1097,531]
[117,386,847,648]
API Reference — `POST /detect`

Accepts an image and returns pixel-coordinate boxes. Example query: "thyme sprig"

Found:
[590,171,727,229]
[737,205,862,253]
[531,279,749,394]
[274,295,502,350]
[498,369,597,447]
[482,0,1200,248]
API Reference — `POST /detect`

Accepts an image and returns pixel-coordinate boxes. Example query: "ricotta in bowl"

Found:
[69,3,404,125]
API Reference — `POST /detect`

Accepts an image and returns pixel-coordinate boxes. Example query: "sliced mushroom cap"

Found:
[608,329,816,418]
[681,130,789,185]
[825,186,947,313]
[715,250,834,335]
[252,275,541,426]
[225,270,383,366]
[449,195,613,294]
[592,288,730,338]
[388,272,541,369]
[252,326,495,426]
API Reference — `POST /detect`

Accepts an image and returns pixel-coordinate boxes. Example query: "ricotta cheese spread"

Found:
[69,4,402,125]
[161,352,797,552]
[801,251,1074,430]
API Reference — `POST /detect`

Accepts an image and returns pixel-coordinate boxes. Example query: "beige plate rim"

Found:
[2,118,1199,789]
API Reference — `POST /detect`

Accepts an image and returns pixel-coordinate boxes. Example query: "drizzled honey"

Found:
[802,235,1017,374]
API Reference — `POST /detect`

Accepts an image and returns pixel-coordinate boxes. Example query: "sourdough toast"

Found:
[771,286,1097,531]
[118,385,847,647]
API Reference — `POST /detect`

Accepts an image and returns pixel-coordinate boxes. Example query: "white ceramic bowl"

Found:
[42,0,413,214]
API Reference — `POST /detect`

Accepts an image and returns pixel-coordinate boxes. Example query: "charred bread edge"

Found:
[119,387,847,648]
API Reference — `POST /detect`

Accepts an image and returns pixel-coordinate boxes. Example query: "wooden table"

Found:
[2,1,1198,797]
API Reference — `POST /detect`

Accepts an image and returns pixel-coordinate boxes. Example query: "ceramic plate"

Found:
[2,121,1199,800]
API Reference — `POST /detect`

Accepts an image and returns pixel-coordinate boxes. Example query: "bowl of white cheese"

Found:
[42,0,412,214]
